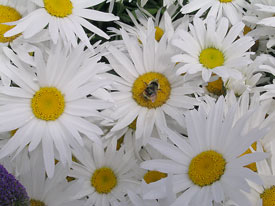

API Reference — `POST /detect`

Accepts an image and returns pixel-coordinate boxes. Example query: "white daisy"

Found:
[180,0,249,25]
[105,28,201,144]
[4,0,119,48]
[172,17,254,82]
[0,41,112,177]
[141,96,269,206]
[68,142,140,206]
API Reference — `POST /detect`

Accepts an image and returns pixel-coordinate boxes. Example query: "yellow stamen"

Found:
[199,48,225,69]
[30,199,45,206]
[91,167,117,194]
[260,186,275,206]
[144,170,167,184]
[206,77,225,96]
[188,150,226,187]
[0,5,21,43]
[31,87,65,121]
[240,142,257,172]
[155,27,164,42]
[44,0,73,18]
[132,72,171,109]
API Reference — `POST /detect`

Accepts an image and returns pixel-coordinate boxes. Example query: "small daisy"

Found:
[180,0,249,25]
[172,17,254,82]
[0,42,112,177]
[4,0,119,48]
[105,28,201,143]
[141,96,269,206]
[68,143,140,206]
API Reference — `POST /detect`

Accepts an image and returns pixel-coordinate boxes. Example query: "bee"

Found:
[142,79,160,103]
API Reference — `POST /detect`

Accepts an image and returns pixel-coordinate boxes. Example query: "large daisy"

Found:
[4,0,118,48]
[172,17,254,82]
[141,96,269,206]
[105,28,201,144]
[0,42,112,177]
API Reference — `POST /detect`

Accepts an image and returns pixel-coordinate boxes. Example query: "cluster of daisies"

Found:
[1,0,275,205]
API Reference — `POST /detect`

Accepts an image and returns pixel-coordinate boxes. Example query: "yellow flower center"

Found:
[132,72,171,109]
[30,199,45,206]
[188,150,226,187]
[91,167,117,194]
[261,186,275,206]
[143,170,167,184]
[240,142,257,172]
[155,26,164,42]
[43,0,73,18]
[31,87,65,121]
[219,0,233,2]
[199,48,225,69]
[0,5,22,43]
[206,77,225,96]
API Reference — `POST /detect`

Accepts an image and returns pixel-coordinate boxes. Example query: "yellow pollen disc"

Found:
[155,26,164,41]
[219,0,233,2]
[31,87,65,121]
[43,0,73,18]
[30,199,45,206]
[260,186,275,206]
[143,170,167,184]
[199,48,225,69]
[132,72,171,109]
[0,5,22,43]
[206,77,225,96]
[91,167,117,194]
[240,142,257,172]
[188,150,226,187]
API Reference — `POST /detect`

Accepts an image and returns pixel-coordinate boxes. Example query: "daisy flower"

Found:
[172,17,254,82]
[68,143,140,206]
[180,0,249,25]
[141,96,269,206]
[105,28,201,143]
[4,0,119,48]
[0,41,112,177]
